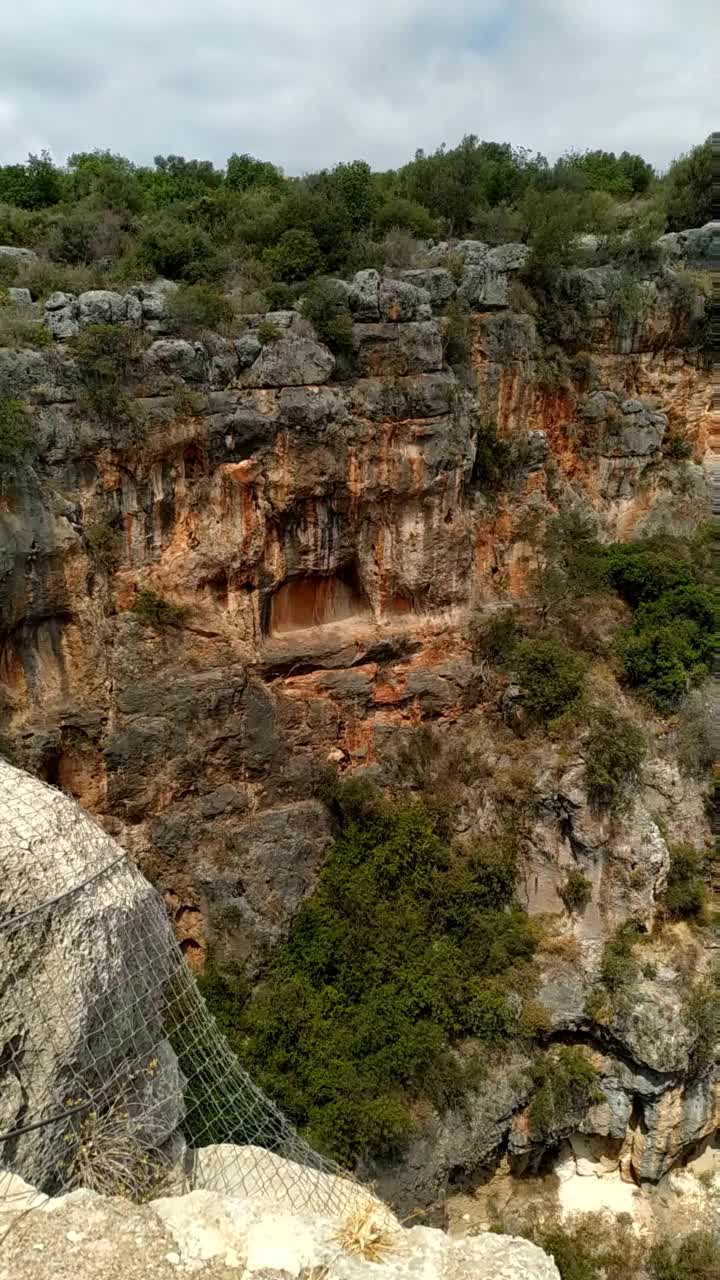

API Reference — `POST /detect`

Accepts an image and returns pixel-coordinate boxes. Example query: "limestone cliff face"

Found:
[0,244,714,1208]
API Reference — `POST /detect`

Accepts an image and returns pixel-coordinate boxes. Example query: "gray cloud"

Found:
[0,0,715,173]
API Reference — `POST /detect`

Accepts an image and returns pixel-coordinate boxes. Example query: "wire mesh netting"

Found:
[0,758,364,1216]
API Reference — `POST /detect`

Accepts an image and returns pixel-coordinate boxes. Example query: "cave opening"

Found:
[267,565,370,635]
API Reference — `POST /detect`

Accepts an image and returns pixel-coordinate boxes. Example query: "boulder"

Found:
[77,289,142,328]
[378,278,432,323]
[6,287,33,309]
[126,278,179,331]
[352,321,443,376]
[145,338,209,384]
[485,243,531,272]
[0,245,37,264]
[235,332,262,368]
[460,263,509,309]
[44,292,79,340]
[348,269,381,321]
[0,758,185,1190]
[398,267,456,309]
[246,336,334,388]
[455,240,490,263]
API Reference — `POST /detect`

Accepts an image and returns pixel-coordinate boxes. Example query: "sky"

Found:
[0,0,715,176]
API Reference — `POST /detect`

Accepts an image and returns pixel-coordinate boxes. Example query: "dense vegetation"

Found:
[200,793,538,1163]
[0,137,711,309]
[519,1216,720,1280]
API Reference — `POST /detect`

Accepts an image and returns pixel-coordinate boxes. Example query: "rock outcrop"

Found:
[0,1173,560,1280]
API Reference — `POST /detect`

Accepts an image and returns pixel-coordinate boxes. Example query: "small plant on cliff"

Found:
[85,518,120,572]
[71,322,146,419]
[600,920,641,994]
[301,277,353,355]
[685,970,720,1073]
[649,1231,720,1280]
[442,298,473,377]
[559,869,593,913]
[167,282,233,334]
[663,845,707,920]
[470,419,513,491]
[0,397,35,479]
[257,318,282,344]
[528,1046,603,1139]
[583,707,646,815]
[132,588,187,628]
[513,638,586,726]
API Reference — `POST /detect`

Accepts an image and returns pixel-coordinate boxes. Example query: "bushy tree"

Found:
[663,138,713,231]
[513,638,586,724]
[226,152,285,192]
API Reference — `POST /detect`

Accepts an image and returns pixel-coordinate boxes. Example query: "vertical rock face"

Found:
[0,758,184,1189]
[0,247,714,1210]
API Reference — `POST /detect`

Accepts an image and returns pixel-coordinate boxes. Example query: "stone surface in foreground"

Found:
[0,1175,559,1280]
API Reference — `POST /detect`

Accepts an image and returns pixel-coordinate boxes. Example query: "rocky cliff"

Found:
[0,234,715,1220]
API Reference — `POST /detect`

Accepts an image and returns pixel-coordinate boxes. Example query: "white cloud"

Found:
[0,0,714,173]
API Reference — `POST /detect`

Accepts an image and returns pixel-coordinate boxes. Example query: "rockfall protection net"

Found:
[0,759,362,1216]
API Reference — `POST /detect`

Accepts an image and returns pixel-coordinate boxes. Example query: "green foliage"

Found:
[685,971,720,1073]
[226,153,285,193]
[663,138,713,232]
[0,398,34,476]
[664,846,707,919]
[618,584,717,710]
[649,1231,720,1280]
[85,519,119,571]
[442,299,472,375]
[264,228,323,282]
[599,921,641,995]
[132,588,187,628]
[256,319,282,344]
[167,283,233,333]
[301,277,353,355]
[529,1046,603,1138]
[374,197,436,237]
[207,800,535,1162]
[605,541,695,606]
[137,219,221,282]
[584,707,646,815]
[264,282,295,310]
[556,148,654,198]
[71,323,145,419]
[468,608,521,663]
[471,420,512,491]
[0,151,63,209]
[513,638,586,724]
[559,870,593,913]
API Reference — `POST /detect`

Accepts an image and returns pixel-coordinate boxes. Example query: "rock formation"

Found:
[0,230,715,1218]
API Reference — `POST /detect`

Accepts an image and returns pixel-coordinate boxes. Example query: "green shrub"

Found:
[204,801,536,1163]
[137,219,221,282]
[71,323,145,419]
[442,299,473,375]
[302,277,353,355]
[85,519,119,571]
[599,921,640,994]
[559,869,593,913]
[584,708,645,814]
[605,541,694,606]
[513,638,586,724]
[468,608,521,663]
[256,319,282,345]
[0,306,52,350]
[132,588,187,628]
[649,1231,720,1280]
[264,282,295,310]
[663,846,707,919]
[46,211,102,265]
[264,228,323,282]
[471,420,512,491]
[374,197,436,237]
[663,138,713,232]
[529,1046,603,1138]
[167,283,233,333]
[685,973,720,1073]
[0,397,35,478]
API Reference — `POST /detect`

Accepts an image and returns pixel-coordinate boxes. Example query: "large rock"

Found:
[378,278,432,323]
[352,321,443,376]
[348,269,381,321]
[126,278,178,331]
[398,267,456,309]
[0,245,37,264]
[0,759,185,1190]
[0,1177,560,1280]
[144,337,209,384]
[77,289,142,328]
[246,336,335,388]
[198,800,333,980]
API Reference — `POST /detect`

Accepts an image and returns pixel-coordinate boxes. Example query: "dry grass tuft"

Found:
[65,1098,170,1202]
[334,1202,398,1263]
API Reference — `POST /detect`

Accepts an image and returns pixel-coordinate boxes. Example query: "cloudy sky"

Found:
[0,0,714,175]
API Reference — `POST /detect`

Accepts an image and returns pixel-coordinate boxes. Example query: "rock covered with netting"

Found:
[0,758,359,1215]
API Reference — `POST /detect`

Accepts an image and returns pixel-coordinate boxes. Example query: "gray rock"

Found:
[198,800,333,980]
[45,306,79,340]
[278,385,349,428]
[145,338,209,384]
[6,287,33,309]
[348,269,381,321]
[486,243,530,272]
[350,373,455,422]
[45,291,76,311]
[352,321,443,376]
[460,263,509,309]
[0,245,37,264]
[244,310,301,333]
[0,759,185,1189]
[246,336,334,388]
[378,278,431,323]
[455,240,490,263]
[77,289,141,328]
[398,267,456,309]
[235,333,262,368]
[127,278,179,331]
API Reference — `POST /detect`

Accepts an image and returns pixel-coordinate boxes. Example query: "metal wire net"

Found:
[0,758,362,1216]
